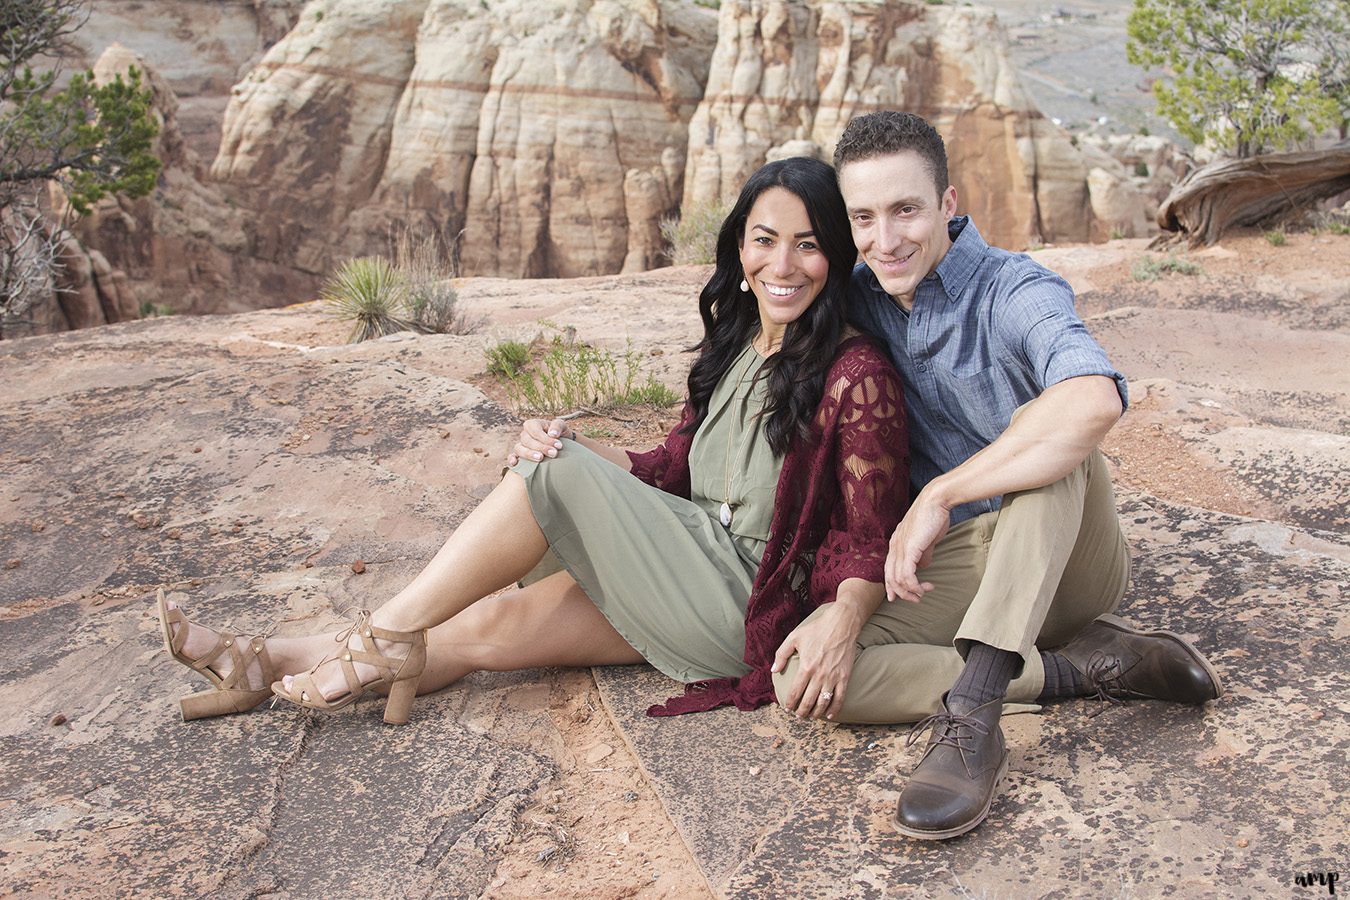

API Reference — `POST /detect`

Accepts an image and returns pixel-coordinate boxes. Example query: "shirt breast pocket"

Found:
[937,364,1011,442]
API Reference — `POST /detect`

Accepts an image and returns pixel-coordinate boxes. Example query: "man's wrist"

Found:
[919,476,960,512]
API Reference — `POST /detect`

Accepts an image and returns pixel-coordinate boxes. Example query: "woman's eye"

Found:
[798,241,818,251]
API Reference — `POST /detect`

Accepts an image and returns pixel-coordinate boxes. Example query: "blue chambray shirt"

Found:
[849,216,1128,526]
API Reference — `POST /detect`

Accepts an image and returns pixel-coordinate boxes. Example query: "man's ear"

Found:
[941,185,958,220]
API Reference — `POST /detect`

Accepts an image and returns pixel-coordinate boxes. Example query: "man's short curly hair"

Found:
[832,111,949,200]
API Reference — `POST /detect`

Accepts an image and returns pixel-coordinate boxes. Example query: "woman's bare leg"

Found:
[171,469,554,699]
[416,570,645,693]
[371,470,547,633]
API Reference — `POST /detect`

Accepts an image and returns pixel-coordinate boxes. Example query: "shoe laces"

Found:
[270,609,375,708]
[906,709,992,755]
[1084,650,1134,715]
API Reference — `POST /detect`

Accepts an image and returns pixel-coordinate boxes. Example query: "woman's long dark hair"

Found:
[680,156,856,456]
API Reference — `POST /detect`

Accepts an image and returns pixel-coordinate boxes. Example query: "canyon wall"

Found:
[211,0,717,279]
[683,0,1093,247]
[44,0,1158,336]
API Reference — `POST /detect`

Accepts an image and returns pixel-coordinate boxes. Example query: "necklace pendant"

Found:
[719,501,732,527]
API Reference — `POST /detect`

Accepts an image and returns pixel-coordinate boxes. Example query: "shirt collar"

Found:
[855,216,984,306]
[932,216,983,303]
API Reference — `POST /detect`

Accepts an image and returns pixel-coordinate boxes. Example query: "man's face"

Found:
[838,150,957,311]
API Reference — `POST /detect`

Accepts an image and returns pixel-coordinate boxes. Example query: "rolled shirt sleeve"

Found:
[998,269,1129,410]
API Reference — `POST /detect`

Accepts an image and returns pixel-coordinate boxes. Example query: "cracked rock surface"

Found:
[2,233,1347,896]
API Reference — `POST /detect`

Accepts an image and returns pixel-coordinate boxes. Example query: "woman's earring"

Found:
[739,279,749,293]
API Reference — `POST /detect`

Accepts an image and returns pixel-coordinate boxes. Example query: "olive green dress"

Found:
[512,344,783,682]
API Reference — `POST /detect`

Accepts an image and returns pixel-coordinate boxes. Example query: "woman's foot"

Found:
[162,600,270,692]
[156,589,277,719]
[272,612,427,725]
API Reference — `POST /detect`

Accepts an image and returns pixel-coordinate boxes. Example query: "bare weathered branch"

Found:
[1156,143,1350,245]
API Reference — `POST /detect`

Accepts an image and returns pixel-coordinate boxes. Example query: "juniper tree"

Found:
[1126,0,1349,157]
[0,0,159,332]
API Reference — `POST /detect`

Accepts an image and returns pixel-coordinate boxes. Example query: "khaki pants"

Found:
[772,449,1130,724]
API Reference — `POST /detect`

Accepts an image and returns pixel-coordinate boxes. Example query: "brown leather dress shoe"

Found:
[893,693,1008,840]
[1059,614,1223,704]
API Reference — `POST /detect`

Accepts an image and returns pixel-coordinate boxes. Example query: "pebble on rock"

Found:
[351,560,366,574]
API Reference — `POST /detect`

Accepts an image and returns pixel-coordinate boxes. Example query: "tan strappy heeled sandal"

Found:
[156,588,277,721]
[269,611,427,726]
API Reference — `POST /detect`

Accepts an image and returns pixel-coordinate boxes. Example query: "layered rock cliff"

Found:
[71,0,307,159]
[51,0,1165,337]
[683,0,1092,247]
[212,0,717,279]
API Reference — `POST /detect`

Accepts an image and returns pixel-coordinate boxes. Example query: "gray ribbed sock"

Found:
[947,642,1020,714]
[1036,650,1089,701]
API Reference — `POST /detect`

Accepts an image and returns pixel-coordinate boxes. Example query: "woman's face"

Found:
[737,187,829,336]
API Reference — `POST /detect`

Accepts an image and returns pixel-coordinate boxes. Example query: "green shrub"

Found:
[1133,161,1150,177]
[138,301,175,318]
[1131,253,1203,282]
[392,228,476,335]
[485,339,530,379]
[491,334,679,415]
[661,202,726,266]
[322,256,415,343]
[1263,228,1287,247]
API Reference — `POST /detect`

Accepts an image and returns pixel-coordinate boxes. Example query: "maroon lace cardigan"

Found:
[628,335,910,716]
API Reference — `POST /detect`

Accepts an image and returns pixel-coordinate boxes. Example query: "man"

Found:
[770,111,1221,841]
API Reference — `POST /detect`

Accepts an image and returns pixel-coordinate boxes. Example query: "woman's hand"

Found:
[771,601,865,720]
[507,417,574,467]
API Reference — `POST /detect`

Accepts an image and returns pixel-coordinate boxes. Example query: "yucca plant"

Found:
[322,256,417,343]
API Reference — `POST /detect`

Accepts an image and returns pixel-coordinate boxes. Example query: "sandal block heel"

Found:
[382,676,419,725]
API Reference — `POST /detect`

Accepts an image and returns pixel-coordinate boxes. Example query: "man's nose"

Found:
[876,217,902,255]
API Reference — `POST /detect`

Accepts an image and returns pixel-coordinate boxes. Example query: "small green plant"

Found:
[322,256,415,343]
[625,376,681,407]
[1131,253,1203,282]
[490,333,679,415]
[661,202,727,266]
[138,301,175,318]
[485,339,530,379]
[1109,227,1126,240]
[1263,228,1287,246]
[1327,221,1350,236]
[1133,161,1150,177]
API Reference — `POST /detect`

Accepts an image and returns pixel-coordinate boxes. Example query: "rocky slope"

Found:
[0,231,1345,896]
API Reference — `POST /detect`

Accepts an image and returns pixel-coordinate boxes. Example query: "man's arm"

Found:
[884,374,1122,602]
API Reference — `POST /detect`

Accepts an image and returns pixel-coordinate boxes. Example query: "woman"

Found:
[158,157,908,725]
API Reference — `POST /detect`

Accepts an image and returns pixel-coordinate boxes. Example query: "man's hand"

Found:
[771,591,873,720]
[507,417,572,467]
[884,489,950,603]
